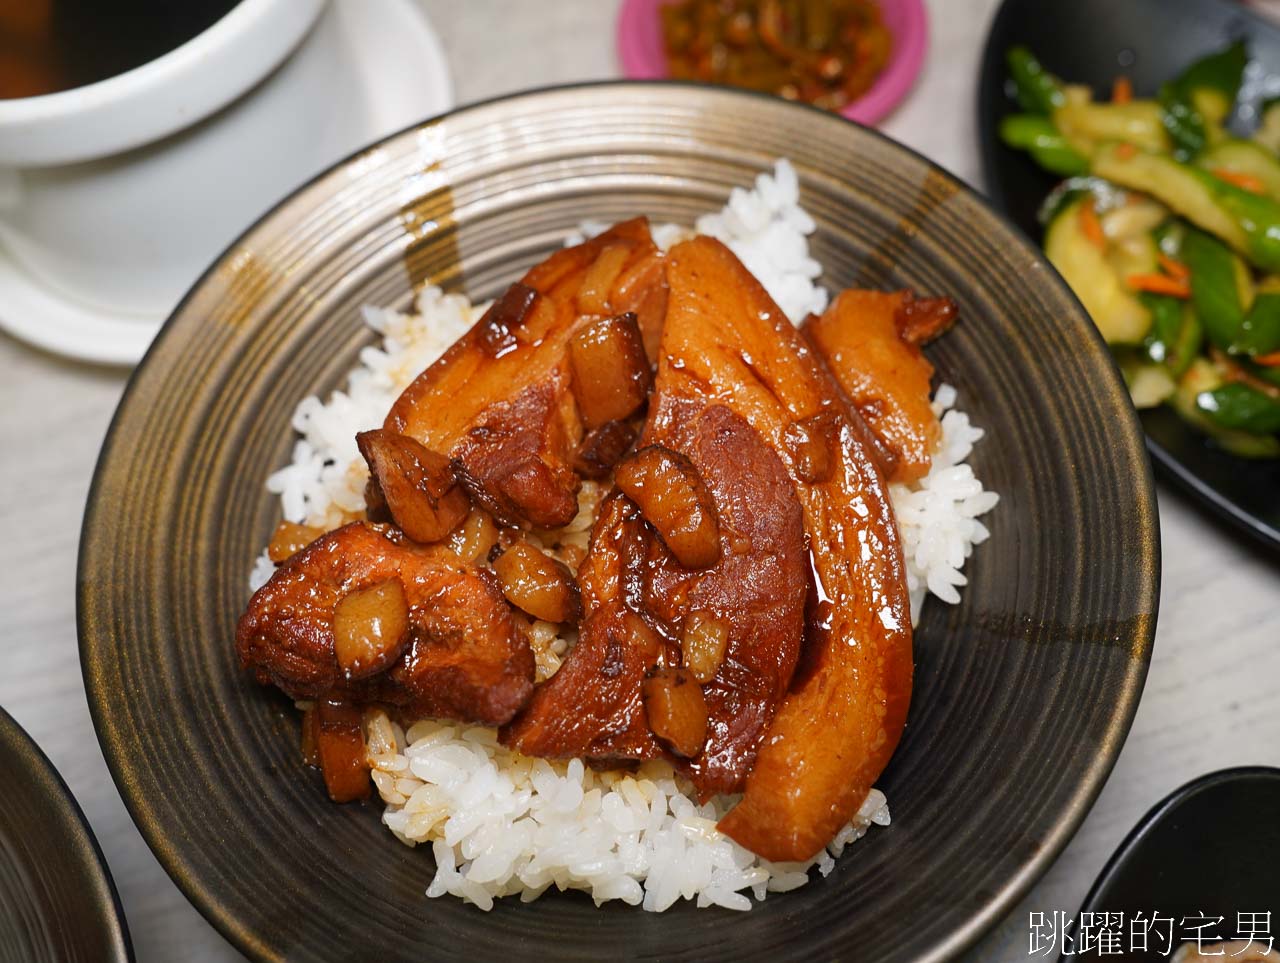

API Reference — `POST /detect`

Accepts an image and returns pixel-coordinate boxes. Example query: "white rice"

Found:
[891,386,998,626]
[253,286,483,542]
[250,161,998,911]
[692,159,829,323]
[363,712,888,913]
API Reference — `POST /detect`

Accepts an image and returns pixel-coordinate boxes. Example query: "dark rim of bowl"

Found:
[1070,766,1280,943]
[974,0,1280,553]
[0,705,134,962]
[77,78,1161,962]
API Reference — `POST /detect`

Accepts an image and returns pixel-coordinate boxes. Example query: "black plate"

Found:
[1068,767,1280,962]
[978,0,1280,553]
[0,706,132,962]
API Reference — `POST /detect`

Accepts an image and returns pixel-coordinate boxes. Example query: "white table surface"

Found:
[1,1,1276,960]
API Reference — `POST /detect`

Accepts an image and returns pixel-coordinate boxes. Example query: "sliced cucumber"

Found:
[1198,139,1280,201]
[1053,100,1169,157]
[1045,197,1152,344]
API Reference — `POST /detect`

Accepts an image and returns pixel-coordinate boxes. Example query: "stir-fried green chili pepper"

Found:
[1142,293,1203,377]
[1247,361,1280,387]
[1172,306,1205,377]
[1174,359,1280,456]
[1006,46,1066,114]
[1161,90,1207,159]
[1159,40,1247,159]
[1181,227,1247,349]
[1197,382,1280,434]
[1141,293,1183,351]
[1173,41,1247,116]
[1173,229,1280,356]
[999,115,1090,176]
[1237,289,1280,357]
[1193,168,1280,272]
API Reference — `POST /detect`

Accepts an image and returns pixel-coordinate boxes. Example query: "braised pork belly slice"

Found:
[661,237,913,863]
[356,429,470,543]
[502,400,807,795]
[640,400,807,799]
[804,289,958,485]
[501,493,674,762]
[236,522,533,726]
[384,218,666,530]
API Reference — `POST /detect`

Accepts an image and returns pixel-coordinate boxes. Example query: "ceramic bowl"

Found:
[1069,767,1280,962]
[79,83,1159,962]
[0,707,131,962]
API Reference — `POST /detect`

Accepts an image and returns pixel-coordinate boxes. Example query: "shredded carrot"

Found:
[1157,252,1191,281]
[1211,168,1266,194]
[1078,200,1105,249]
[1127,272,1191,298]
[1255,350,1280,367]
[1214,347,1280,394]
[1112,76,1133,104]
[1115,142,1137,160]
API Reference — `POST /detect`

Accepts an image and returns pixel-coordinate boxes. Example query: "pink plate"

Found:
[616,0,928,126]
